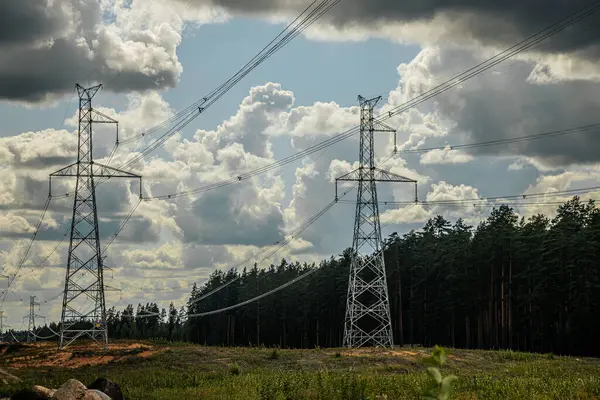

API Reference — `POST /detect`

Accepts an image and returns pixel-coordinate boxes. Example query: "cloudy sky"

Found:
[2,0,600,328]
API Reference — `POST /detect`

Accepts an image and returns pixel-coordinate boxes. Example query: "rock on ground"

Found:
[82,391,111,400]
[32,387,55,399]
[86,379,122,400]
[7,378,122,400]
[51,379,87,399]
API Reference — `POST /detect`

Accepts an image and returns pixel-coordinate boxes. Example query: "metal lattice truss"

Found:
[0,310,7,336]
[50,84,141,350]
[24,296,44,343]
[337,95,417,348]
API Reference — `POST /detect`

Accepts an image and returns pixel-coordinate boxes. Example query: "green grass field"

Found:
[2,340,600,399]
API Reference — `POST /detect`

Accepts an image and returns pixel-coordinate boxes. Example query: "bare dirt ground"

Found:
[0,341,165,369]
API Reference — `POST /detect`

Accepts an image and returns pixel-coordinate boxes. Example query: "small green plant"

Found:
[546,352,554,360]
[423,346,458,400]
[334,351,342,359]
[228,362,241,375]
[268,348,279,360]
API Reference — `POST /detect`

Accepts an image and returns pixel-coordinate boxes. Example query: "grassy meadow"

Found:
[1,340,600,399]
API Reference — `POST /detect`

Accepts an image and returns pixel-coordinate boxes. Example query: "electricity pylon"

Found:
[336,95,417,348]
[50,84,142,350]
[0,274,9,338]
[24,296,44,343]
[0,310,6,335]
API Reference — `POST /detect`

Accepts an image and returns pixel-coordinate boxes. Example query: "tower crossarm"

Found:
[50,163,143,198]
[90,109,118,124]
[335,168,418,202]
[373,120,396,133]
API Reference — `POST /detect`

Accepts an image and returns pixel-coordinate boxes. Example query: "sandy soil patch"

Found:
[0,341,166,370]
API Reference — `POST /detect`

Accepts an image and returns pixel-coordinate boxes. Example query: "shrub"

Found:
[268,349,279,360]
[228,363,241,375]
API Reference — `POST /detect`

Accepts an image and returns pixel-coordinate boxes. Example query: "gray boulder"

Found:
[31,387,55,399]
[10,378,120,400]
[86,379,122,400]
[82,391,110,400]
[51,379,87,400]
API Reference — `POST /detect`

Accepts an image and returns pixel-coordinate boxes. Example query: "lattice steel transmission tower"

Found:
[50,84,142,350]
[24,296,43,343]
[0,274,9,337]
[0,310,6,335]
[336,95,417,348]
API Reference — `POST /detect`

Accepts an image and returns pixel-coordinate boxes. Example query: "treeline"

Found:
[106,303,188,341]
[11,196,600,357]
[184,196,600,356]
[386,196,600,357]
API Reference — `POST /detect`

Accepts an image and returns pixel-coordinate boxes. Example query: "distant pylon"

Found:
[0,310,7,335]
[0,274,10,339]
[50,84,142,350]
[24,295,43,343]
[336,95,417,348]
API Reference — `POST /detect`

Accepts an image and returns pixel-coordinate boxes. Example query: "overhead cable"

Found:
[187,267,320,318]
[396,123,600,155]
[0,195,52,309]
[368,186,600,206]
[106,0,340,176]
[187,193,345,306]
[141,1,600,201]
[119,0,339,145]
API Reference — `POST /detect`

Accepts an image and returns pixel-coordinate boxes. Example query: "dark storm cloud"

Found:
[0,38,178,102]
[0,0,179,102]
[0,0,66,45]
[177,185,285,247]
[449,79,600,167]
[412,48,600,167]
[193,0,600,59]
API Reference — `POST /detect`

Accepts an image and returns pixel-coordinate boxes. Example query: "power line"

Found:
[184,206,417,320]
[187,266,320,318]
[176,150,395,309]
[144,120,600,202]
[105,0,340,175]
[183,190,600,320]
[139,2,600,202]
[371,186,600,206]
[363,200,587,208]
[397,123,600,155]
[144,131,357,201]
[2,225,70,300]
[124,153,400,297]
[0,195,52,310]
[187,193,344,306]
[185,185,599,306]
[149,153,403,299]
[129,181,355,297]
[10,0,599,325]
[102,198,143,255]
[119,0,338,145]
